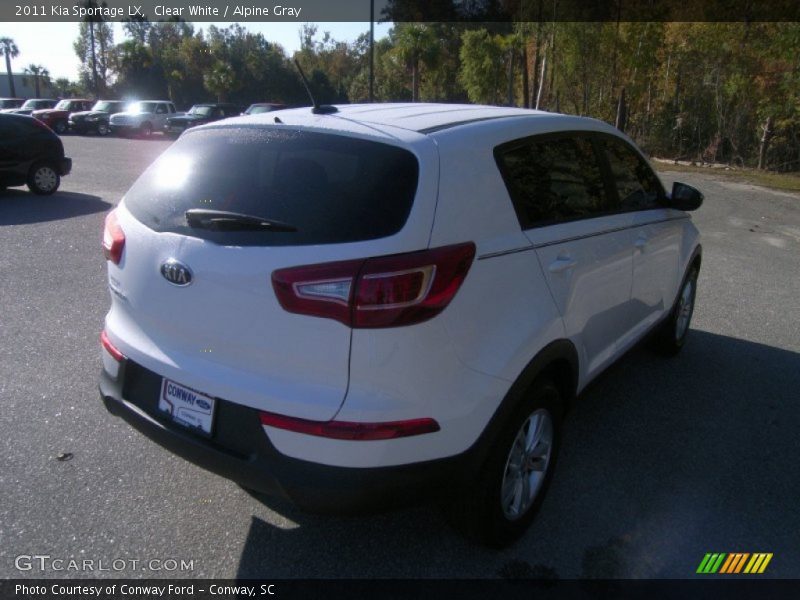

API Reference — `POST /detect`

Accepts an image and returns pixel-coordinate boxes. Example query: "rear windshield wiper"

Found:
[185,209,297,232]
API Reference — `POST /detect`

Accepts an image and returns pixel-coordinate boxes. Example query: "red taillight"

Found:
[271,242,476,328]
[100,330,124,362]
[102,210,125,265]
[354,244,475,328]
[273,257,362,326]
[259,411,440,441]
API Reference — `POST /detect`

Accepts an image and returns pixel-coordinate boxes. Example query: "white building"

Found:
[0,72,57,98]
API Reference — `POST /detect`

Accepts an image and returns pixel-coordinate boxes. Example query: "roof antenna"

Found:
[294,59,338,115]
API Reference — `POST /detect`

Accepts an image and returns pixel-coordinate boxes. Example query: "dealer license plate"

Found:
[158,378,216,436]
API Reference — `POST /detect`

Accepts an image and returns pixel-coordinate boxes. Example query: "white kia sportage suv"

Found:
[99,103,702,546]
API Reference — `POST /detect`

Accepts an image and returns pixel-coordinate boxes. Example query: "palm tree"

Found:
[394,24,440,102]
[53,77,80,97]
[23,64,50,97]
[0,37,19,97]
[204,62,234,103]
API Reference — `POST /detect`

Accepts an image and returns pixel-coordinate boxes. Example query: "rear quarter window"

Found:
[124,127,420,246]
[0,118,26,137]
[1,117,45,138]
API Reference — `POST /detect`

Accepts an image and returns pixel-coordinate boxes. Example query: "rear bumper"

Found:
[59,157,72,176]
[99,361,465,513]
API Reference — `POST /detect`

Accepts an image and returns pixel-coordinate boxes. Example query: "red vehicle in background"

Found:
[32,99,94,134]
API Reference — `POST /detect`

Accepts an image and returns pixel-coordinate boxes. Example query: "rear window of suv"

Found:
[124,127,420,246]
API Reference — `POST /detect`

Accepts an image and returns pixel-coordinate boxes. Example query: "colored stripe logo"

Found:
[697,553,773,574]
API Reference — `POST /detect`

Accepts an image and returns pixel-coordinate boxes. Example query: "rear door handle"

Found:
[634,236,648,250]
[548,257,577,273]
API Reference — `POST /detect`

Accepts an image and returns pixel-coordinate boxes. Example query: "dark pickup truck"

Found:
[163,103,240,137]
[69,100,129,136]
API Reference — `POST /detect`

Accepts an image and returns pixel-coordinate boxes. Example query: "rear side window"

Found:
[495,135,609,228]
[0,118,25,137]
[124,127,420,246]
[601,136,664,211]
[0,117,39,138]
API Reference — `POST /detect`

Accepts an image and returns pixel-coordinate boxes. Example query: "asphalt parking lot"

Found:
[1,134,799,579]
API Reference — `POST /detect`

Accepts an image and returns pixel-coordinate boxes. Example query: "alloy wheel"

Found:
[501,409,554,521]
[675,278,695,340]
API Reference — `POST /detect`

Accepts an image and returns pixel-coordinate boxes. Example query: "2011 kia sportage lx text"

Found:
[99,103,703,546]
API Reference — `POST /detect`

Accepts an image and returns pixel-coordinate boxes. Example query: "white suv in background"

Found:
[109,100,176,137]
[99,104,703,546]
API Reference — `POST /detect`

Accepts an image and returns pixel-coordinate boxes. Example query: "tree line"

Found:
[4,17,799,172]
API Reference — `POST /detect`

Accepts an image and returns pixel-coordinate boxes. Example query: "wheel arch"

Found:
[27,158,59,178]
[464,339,579,470]
[689,243,702,271]
[676,243,702,304]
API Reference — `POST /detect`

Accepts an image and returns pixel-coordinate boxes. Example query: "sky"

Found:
[1,21,393,81]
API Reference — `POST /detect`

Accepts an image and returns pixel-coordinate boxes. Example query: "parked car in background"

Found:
[164,103,240,137]
[0,114,72,194]
[70,100,129,136]
[98,103,703,547]
[243,103,286,115]
[0,98,24,110]
[1,98,57,115]
[32,99,94,134]
[109,101,176,137]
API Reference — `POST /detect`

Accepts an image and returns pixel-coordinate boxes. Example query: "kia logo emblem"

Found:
[160,259,193,286]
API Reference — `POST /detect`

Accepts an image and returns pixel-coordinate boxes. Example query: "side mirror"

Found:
[669,182,704,211]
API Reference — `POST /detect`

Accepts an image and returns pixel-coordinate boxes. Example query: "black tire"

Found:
[139,122,152,138]
[52,120,67,134]
[450,379,563,547]
[652,265,699,356]
[27,162,60,195]
[96,121,110,136]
